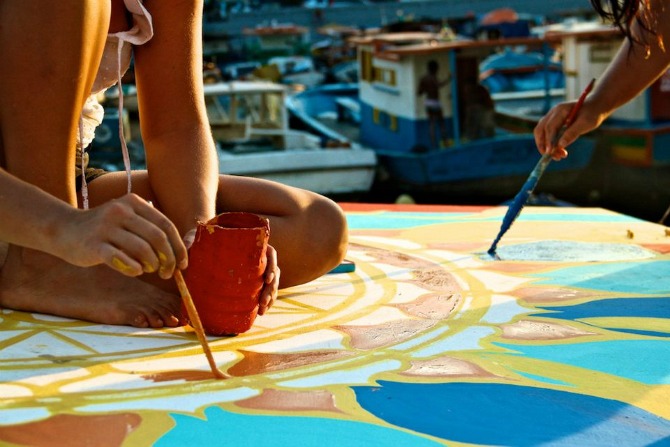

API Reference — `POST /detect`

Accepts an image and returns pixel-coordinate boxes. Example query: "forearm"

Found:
[0,169,75,255]
[144,123,219,234]
[588,14,670,118]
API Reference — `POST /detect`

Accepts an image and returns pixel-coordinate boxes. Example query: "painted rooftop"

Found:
[1,203,669,446]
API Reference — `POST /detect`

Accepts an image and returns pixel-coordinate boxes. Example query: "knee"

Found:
[279,195,348,288]
[305,196,348,270]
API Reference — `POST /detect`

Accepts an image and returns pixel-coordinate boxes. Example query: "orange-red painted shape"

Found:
[184,212,270,336]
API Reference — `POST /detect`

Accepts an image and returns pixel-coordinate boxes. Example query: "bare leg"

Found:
[0,1,182,328]
[84,171,349,288]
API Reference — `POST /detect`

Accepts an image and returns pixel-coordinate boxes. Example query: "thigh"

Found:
[0,1,110,203]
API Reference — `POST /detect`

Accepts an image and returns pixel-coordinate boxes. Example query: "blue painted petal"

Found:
[536,298,670,321]
[354,381,670,446]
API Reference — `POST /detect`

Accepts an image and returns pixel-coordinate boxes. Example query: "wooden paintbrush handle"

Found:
[174,269,227,379]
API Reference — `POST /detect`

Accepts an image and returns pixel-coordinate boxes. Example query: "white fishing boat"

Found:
[204,81,377,195]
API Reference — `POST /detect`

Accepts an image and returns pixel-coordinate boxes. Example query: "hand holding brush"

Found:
[487,78,596,258]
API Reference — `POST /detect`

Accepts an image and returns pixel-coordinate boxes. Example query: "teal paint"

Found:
[532,260,670,294]
[157,406,444,447]
[497,339,670,385]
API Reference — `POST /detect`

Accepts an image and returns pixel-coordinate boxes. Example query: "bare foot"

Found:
[0,245,183,328]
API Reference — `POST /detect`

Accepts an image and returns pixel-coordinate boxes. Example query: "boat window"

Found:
[374,67,397,87]
[389,114,398,131]
[372,107,398,132]
[360,50,373,82]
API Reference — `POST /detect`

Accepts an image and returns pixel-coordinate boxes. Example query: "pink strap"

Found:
[79,115,89,209]
[117,39,133,195]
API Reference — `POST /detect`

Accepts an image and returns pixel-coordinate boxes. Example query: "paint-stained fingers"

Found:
[101,244,144,277]
[96,222,163,276]
[131,200,189,277]
[116,212,178,278]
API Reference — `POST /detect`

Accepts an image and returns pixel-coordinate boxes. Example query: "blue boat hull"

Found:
[288,83,597,202]
[374,134,595,198]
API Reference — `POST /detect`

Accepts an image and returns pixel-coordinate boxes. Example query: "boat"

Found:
[495,20,670,221]
[241,22,311,63]
[479,48,564,95]
[286,31,595,203]
[255,55,326,88]
[92,80,377,197]
[204,80,377,196]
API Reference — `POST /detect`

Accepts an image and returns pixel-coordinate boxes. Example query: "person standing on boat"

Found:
[0,0,347,328]
[534,0,670,160]
[417,59,451,149]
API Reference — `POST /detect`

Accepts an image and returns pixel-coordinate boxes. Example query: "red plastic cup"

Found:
[183,212,270,336]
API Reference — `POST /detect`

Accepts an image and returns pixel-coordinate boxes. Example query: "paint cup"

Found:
[183,212,270,336]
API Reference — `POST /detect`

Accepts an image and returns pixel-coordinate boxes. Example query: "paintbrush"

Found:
[487,78,596,258]
[174,269,227,379]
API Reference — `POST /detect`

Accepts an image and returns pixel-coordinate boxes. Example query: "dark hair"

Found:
[590,0,659,52]
[428,60,439,73]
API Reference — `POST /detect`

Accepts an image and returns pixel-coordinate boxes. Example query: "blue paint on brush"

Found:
[488,79,596,256]
[488,152,553,256]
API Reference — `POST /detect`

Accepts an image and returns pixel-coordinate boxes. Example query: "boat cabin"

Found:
[204,81,317,151]
[349,31,556,152]
[545,21,670,125]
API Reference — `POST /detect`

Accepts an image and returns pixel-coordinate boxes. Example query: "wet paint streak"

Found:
[156,406,444,447]
[354,381,670,446]
[495,240,655,262]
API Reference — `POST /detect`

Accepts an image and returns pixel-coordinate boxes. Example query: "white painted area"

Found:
[481,294,530,324]
[246,329,345,353]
